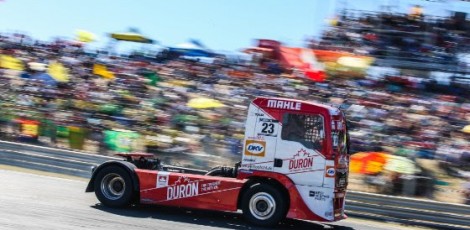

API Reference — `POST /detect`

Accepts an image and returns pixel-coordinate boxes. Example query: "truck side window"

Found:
[281,113,324,152]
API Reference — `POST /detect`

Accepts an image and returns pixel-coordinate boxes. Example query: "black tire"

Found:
[241,183,288,227]
[94,165,134,207]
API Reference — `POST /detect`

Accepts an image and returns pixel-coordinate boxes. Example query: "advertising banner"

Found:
[104,130,141,152]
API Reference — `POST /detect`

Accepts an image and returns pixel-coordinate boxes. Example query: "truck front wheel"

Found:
[94,165,134,207]
[241,183,287,226]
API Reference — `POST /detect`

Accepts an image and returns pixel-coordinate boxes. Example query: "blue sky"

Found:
[0,0,469,52]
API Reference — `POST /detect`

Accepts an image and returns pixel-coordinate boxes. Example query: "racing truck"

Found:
[86,97,350,226]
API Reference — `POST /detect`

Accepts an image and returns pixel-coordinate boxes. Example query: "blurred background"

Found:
[0,0,469,205]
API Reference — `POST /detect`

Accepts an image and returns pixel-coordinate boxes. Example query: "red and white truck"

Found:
[86,97,350,226]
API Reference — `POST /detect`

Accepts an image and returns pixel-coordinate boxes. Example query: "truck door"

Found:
[273,111,336,221]
[273,112,327,187]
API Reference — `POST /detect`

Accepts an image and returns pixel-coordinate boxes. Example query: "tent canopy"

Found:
[169,40,215,57]
[173,42,201,50]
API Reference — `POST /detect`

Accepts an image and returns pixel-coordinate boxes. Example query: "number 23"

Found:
[261,123,274,134]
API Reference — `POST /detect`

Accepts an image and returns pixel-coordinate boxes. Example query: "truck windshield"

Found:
[281,113,324,152]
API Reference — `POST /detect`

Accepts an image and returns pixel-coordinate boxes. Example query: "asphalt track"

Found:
[0,169,430,230]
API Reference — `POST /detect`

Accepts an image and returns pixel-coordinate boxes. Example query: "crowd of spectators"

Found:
[310,8,470,66]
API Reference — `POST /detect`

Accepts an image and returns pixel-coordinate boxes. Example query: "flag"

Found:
[48,61,69,82]
[0,55,24,71]
[76,30,96,43]
[143,71,160,86]
[93,64,114,79]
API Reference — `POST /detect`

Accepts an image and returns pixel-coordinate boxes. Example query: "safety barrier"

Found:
[346,191,470,230]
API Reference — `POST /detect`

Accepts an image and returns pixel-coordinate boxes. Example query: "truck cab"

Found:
[239,97,349,221]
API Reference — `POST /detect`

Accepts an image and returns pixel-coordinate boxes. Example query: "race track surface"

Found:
[0,169,429,230]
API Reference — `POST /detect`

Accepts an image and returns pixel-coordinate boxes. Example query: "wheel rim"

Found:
[100,173,125,200]
[249,192,276,220]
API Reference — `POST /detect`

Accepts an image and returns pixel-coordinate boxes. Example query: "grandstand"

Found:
[313,1,470,77]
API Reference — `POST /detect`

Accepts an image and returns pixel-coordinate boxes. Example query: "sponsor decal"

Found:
[337,177,347,188]
[267,99,301,110]
[246,136,265,140]
[242,158,256,162]
[255,113,264,116]
[288,149,316,172]
[325,211,333,218]
[244,140,266,157]
[309,190,330,201]
[166,176,199,200]
[201,181,221,192]
[241,164,273,171]
[259,118,278,122]
[156,172,170,188]
[325,166,336,177]
[339,155,348,165]
[239,169,253,174]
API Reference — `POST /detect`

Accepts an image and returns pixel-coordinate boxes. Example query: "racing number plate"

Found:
[257,118,278,137]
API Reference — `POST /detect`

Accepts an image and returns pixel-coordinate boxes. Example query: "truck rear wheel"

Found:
[94,165,134,207]
[241,183,287,226]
